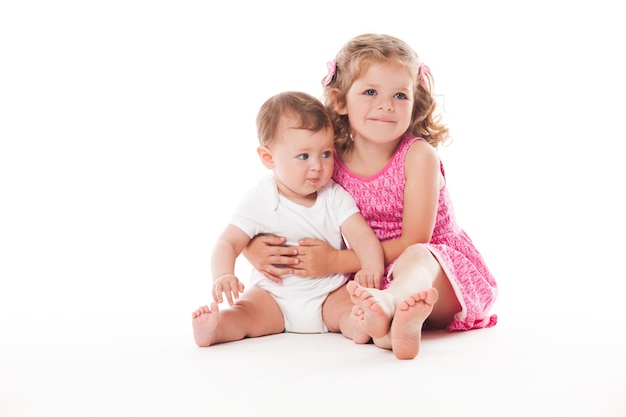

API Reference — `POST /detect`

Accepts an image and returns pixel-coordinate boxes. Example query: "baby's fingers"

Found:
[353,272,368,288]
[212,283,224,304]
[223,282,240,306]
[370,272,382,289]
[213,279,243,306]
[355,270,382,289]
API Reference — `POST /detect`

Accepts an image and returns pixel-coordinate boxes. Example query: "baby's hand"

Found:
[212,274,245,306]
[353,268,383,289]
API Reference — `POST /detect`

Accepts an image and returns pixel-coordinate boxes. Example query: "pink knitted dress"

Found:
[332,134,498,331]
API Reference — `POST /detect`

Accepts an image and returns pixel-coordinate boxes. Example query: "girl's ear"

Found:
[257,145,274,169]
[331,88,348,115]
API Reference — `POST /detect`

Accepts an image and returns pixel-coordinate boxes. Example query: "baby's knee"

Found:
[321,285,351,330]
[322,285,350,310]
[236,288,281,317]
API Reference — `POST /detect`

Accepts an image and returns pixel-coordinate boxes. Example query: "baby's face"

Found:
[269,120,335,201]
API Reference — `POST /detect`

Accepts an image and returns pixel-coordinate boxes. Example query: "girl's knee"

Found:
[407,243,433,258]
[395,244,436,270]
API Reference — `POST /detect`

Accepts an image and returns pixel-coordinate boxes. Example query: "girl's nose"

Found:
[377,98,393,111]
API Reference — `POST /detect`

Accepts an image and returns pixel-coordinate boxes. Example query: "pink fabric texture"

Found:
[332,134,498,332]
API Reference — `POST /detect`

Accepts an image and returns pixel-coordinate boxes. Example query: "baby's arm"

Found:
[211,224,250,305]
[340,212,384,288]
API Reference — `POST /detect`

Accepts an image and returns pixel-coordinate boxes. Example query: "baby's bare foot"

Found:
[350,305,371,344]
[192,303,220,347]
[347,281,394,339]
[390,288,439,360]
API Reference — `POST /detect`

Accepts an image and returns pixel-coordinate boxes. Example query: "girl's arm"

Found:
[339,212,385,288]
[244,234,361,279]
[294,230,411,278]
[242,234,299,283]
[293,238,359,277]
[399,140,441,247]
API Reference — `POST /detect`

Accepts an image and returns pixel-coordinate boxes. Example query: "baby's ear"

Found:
[331,88,347,115]
[257,146,274,169]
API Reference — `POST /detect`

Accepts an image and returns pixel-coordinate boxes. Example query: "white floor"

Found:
[2,307,625,417]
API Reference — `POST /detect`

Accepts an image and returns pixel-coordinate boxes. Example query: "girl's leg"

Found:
[348,244,462,359]
[322,284,370,344]
[192,287,285,347]
[388,287,439,359]
[387,244,461,328]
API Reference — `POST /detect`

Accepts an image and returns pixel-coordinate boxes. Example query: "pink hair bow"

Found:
[419,63,430,89]
[324,59,337,86]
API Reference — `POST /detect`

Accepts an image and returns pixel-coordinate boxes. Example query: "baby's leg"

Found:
[347,281,396,339]
[323,285,370,344]
[390,288,439,360]
[349,310,393,350]
[191,287,284,347]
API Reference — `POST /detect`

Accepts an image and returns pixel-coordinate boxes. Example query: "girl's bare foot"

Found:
[390,288,439,360]
[346,281,395,339]
[192,303,220,347]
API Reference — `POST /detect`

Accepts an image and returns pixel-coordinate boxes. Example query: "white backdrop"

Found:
[1,0,625,350]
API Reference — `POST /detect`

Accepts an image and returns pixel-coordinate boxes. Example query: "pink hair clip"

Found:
[324,59,337,86]
[419,63,430,89]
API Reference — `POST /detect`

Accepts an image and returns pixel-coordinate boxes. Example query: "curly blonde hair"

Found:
[321,33,450,157]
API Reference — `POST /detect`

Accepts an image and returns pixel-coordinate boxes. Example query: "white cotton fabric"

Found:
[230,174,359,333]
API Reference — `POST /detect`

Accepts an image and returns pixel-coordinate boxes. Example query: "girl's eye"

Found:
[297,153,309,160]
[321,151,332,159]
[394,92,408,100]
[364,89,376,96]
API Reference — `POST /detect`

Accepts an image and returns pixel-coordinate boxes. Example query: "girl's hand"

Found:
[212,274,245,306]
[353,268,383,289]
[293,238,338,278]
[242,234,298,283]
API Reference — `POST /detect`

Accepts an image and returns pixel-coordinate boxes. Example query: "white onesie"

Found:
[229,174,360,333]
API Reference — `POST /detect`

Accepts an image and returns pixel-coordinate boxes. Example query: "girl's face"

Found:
[262,117,335,203]
[341,61,414,145]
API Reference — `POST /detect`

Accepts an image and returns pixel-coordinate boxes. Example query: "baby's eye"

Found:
[394,92,408,100]
[297,153,310,160]
[364,89,376,96]
[321,151,332,159]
